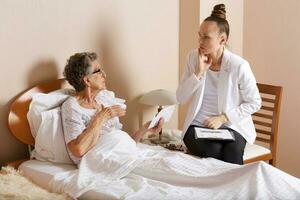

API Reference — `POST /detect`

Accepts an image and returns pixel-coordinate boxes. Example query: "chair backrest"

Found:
[252,83,283,164]
[8,79,67,146]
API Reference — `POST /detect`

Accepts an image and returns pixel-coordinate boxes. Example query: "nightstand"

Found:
[142,129,185,152]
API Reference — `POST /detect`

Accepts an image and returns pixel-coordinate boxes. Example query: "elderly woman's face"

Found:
[87,60,106,91]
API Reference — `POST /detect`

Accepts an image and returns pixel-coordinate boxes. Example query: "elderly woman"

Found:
[61,52,163,164]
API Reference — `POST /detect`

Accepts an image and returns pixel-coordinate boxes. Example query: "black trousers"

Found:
[183,125,246,165]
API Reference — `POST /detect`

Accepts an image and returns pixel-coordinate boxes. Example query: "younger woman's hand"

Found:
[203,114,228,129]
[195,48,212,78]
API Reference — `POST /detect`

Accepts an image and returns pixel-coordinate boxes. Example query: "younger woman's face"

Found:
[198,21,226,55]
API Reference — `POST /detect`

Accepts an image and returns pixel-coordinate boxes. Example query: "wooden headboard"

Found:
[8,79,67,146]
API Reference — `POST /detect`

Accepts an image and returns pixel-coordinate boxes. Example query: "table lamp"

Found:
[139,89,177,144]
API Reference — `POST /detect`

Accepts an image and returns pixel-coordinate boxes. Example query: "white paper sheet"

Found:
[148,105,175,129]
[114,98,126,109]
[194,127,235,140]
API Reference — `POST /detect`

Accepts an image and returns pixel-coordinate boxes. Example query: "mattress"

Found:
[19,160,105,200]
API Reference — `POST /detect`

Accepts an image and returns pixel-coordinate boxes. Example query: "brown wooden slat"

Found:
[255,128,272,135]
[261,97,275,103]
[256,137,271,143]
[253,112,273,119]
[257,83,282,95]
[253,120,272,127]
[261,105,274,111]
[244,154,272,164]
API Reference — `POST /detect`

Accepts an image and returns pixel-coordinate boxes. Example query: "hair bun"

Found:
[211,4,226,19]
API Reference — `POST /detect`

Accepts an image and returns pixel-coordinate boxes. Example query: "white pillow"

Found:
[27,89,73,138]
[31,107,73,164]
[27,88,75,164]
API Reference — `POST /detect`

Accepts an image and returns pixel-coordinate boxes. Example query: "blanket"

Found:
[0,166,71,200]
[50,130,300,200]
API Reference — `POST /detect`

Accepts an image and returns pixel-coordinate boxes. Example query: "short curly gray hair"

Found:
[63,52,98,92]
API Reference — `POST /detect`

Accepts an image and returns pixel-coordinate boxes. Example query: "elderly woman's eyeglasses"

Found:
[91,68,106,77]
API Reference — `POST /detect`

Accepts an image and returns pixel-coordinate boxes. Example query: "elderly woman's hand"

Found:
[132,118,165,143]
[95,105,126,123]
[144,118,165,134]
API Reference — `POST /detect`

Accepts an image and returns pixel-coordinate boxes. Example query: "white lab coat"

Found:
[177,48,261,144]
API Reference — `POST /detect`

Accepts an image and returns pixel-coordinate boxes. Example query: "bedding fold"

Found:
[50,130,300,200]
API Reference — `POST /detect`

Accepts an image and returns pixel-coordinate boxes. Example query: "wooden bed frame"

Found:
[7,79,67,167]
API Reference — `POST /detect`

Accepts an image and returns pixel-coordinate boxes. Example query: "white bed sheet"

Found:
[46,130,300,200]
[19,154,300,200]
[20,159,214,200]
[19,160,108,200]
[19,129,300,200]
[20,159,193,200]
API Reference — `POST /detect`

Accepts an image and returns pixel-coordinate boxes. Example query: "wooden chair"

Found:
[243,83,283,166]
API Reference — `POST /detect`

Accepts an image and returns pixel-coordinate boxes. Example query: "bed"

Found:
[8,79,300,199]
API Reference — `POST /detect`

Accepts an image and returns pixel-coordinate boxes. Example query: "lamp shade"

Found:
[139,89,178,106]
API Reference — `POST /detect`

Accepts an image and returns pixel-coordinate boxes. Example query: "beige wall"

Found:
[244,0,300,177]
[178,0,200,129]
[0,0,179,166]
